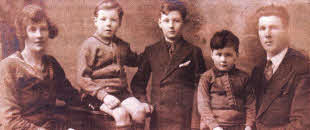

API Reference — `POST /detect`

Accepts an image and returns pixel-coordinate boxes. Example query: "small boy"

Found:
[197,30,255,130]
[76,0,153,129]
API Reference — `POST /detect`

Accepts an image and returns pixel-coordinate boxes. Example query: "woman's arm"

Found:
[0,61,46,130]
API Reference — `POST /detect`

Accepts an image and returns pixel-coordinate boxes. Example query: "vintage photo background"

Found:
[1,0,310,103]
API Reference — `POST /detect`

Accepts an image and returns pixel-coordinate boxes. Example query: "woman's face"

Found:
[25,22,49,52]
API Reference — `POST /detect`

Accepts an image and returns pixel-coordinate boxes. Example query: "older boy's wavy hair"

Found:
[160,0,187,20]
[15,4,58,43]
[94,0,124,22]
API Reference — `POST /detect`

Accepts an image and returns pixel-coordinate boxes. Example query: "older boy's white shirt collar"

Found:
[267,48,288,74]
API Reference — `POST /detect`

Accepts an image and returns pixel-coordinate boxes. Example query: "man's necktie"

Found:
[264,60,273,80]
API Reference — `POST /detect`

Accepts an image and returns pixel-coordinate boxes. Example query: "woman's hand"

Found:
[103,94,120,109]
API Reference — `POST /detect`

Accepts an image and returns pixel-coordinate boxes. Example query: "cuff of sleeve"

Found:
[245,122,254,127]
[201,118,219,129]
[97,90,108,102]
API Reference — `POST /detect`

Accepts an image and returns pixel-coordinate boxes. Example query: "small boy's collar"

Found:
[93,33,115,45]
[212,65,237,77]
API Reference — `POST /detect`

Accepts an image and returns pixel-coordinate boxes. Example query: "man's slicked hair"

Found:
[255,4,289,28]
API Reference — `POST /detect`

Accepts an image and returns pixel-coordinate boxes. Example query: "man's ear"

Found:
[93,17,98,26]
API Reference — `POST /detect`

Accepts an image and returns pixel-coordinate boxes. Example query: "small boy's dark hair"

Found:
[160,0,187,20]
[210,30,240,53]
[94,0,124,22]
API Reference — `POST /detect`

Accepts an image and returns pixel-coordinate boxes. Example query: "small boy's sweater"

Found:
[197,67,256,129]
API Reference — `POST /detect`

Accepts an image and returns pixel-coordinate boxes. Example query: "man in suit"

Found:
[130,1,206,130]
[251,5,310,130]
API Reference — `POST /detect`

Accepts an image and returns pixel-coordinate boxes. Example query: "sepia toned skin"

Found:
[211,47,237,72]
[94,9,121,40]
[24,23,49,53]
[258,16,289,57]
[158,10,183,42]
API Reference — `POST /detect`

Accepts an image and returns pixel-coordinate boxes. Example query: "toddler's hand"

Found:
[103,94,120,109]
[213,127,223,130]
[245,126,252,130]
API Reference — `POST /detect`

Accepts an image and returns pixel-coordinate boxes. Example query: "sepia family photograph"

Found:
[0,0,309,130]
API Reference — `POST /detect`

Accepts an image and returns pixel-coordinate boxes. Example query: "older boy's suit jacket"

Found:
[131,38,206,129]
[252,48,310,130]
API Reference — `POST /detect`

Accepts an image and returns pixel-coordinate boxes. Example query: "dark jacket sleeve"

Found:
[193,47,207,80]
[130,47,152,102]
[49,56,85,106]
[0,61,45,130]
[244,74,256,127]
[273,71,310,130]
[123,42,139,67]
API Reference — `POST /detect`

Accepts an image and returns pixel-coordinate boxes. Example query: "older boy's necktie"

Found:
[169,43,175,57]
[264,60,273,80]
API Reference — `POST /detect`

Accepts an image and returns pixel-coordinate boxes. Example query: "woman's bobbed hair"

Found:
[15,4,58,43]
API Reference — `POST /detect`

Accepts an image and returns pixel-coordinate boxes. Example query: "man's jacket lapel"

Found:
[256,49,294,119]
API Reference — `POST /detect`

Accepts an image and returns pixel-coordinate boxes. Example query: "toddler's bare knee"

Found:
[131,106,147,124]
[113,108,131,126]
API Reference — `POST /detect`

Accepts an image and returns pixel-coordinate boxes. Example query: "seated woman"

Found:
[0,4,89,130]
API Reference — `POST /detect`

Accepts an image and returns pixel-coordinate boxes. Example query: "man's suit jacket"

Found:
[131,38,206,129]
[252,48,310,130]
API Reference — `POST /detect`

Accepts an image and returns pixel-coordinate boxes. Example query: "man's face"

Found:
[211,47,237,71]
[258,16,289,56]
[25,22,49,52]
[158,11,184,41]
[94,9,120,39]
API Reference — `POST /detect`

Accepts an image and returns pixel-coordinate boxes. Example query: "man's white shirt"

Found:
[267,48,288,74]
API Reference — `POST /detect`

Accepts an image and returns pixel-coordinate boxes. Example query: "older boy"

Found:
[131,1,206,130]
[76,0,152,130]
[197,30,255,130]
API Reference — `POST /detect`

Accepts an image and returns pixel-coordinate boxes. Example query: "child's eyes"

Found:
[30,27,37,32]
[100,18,106,21]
